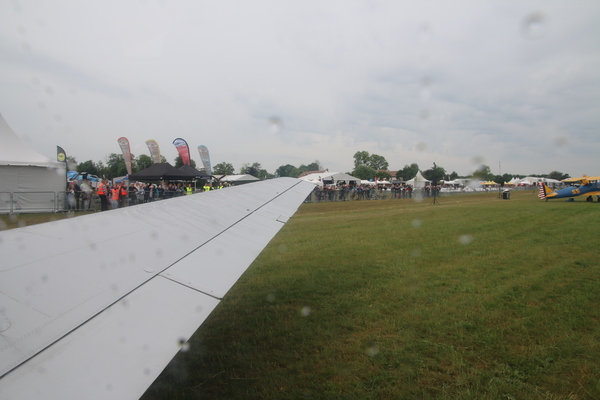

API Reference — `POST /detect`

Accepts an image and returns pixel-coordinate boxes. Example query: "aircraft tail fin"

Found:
[539,184,552,200]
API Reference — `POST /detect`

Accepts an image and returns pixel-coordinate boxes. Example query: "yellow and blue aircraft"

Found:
[541,175,600,202]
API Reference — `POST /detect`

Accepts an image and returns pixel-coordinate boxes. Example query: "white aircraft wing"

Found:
[0,177,314,399]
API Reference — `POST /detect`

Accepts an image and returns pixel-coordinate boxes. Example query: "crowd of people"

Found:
[308,184,443,202]
[66,179,227,211]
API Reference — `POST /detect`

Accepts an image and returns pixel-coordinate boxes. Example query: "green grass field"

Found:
[3,191,598,399]
[139,190,599,399]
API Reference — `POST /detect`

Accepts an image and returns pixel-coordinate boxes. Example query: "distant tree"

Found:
[160,155,167,163]
[493,175,505,185]
[77,160,103,176]
[213,162,235,175]
[276,164,297,177]
[135,154,153,171]
[501,173,514,184]
[353,151,371,169]
[66,156,77,171]
[423,162,446,184]
[105,153,129,179]
[353,151,389,171]
[449,171,459,180]
[306,160,323,171]
[258,169,273,180]
[374,171,392,180]
[548,171,570,181]
[241,162,262,178]
[472,164,494,181]
[174,155,196,168]
[369,154,389,171]
[353,165,376,180]
[396,163,419,181]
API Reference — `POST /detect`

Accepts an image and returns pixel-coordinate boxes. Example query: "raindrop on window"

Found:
[411,248,422,258]
[178,338,190,352]
[459,234,473,245]
[365,343,379,357]
[21,41,31,53]
[415,142,427,152]
[554,136,568,148]
[521,11,546,40]
[278,244,288,253]
[268,116,284,134]
[266,293,276,303]
[300,306,311,316]
[411,219,422,228]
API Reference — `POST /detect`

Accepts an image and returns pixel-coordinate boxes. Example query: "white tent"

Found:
[0,113,66,213]
[405,171,431,188]
[299,171,361,186]
[219,174,260,184]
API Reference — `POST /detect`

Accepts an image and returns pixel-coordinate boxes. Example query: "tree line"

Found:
[69,151,570,184]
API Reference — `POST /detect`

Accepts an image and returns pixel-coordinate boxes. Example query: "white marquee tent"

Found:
[0,112,66,213]
[299,171,361,186]
[405,171,431,188]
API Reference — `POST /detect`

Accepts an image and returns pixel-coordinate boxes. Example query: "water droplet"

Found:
[266,293,276,303]
[416,142,427,152]
[411,248,422,258]
[418,22,432,44]
[459,234,473,245]
[0,314,11,332]
[178,338,190,352]
[419,109,430,120]
[143,368,151,375]
[278,244,288,254]
[554,136,568,148]
[411,219,422,228]
[21,41,31,53]
[268,116,284,134]
[521,11,546,40]
[44,85,54,96]
[195,305,203,313]
[419,76,433,100]
[300,306,311,316]
[366,343,379,357]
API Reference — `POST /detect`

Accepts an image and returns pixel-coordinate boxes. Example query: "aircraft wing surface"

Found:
[0,177,314,399]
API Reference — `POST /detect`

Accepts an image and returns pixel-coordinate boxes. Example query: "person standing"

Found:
[97,180,109,211]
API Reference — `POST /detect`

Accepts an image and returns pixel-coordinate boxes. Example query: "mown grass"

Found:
[141,190,600,399]
[5,191,598,399]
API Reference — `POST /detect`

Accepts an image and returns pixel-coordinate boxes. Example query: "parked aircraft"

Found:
[540,175,600,201]
[0,178,314,399]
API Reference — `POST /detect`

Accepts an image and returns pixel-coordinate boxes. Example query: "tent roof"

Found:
[0,112,62,168]
[178,164,211,179]
[219,174,260,182]
[128,163,198,181]
[299,171,361,183]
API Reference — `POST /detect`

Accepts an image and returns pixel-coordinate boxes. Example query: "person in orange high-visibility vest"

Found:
[110,185,120,209]
[97,180,109,211]
[119,184,128,207]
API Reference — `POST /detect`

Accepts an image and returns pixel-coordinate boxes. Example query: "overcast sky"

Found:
[1,0,598,177]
